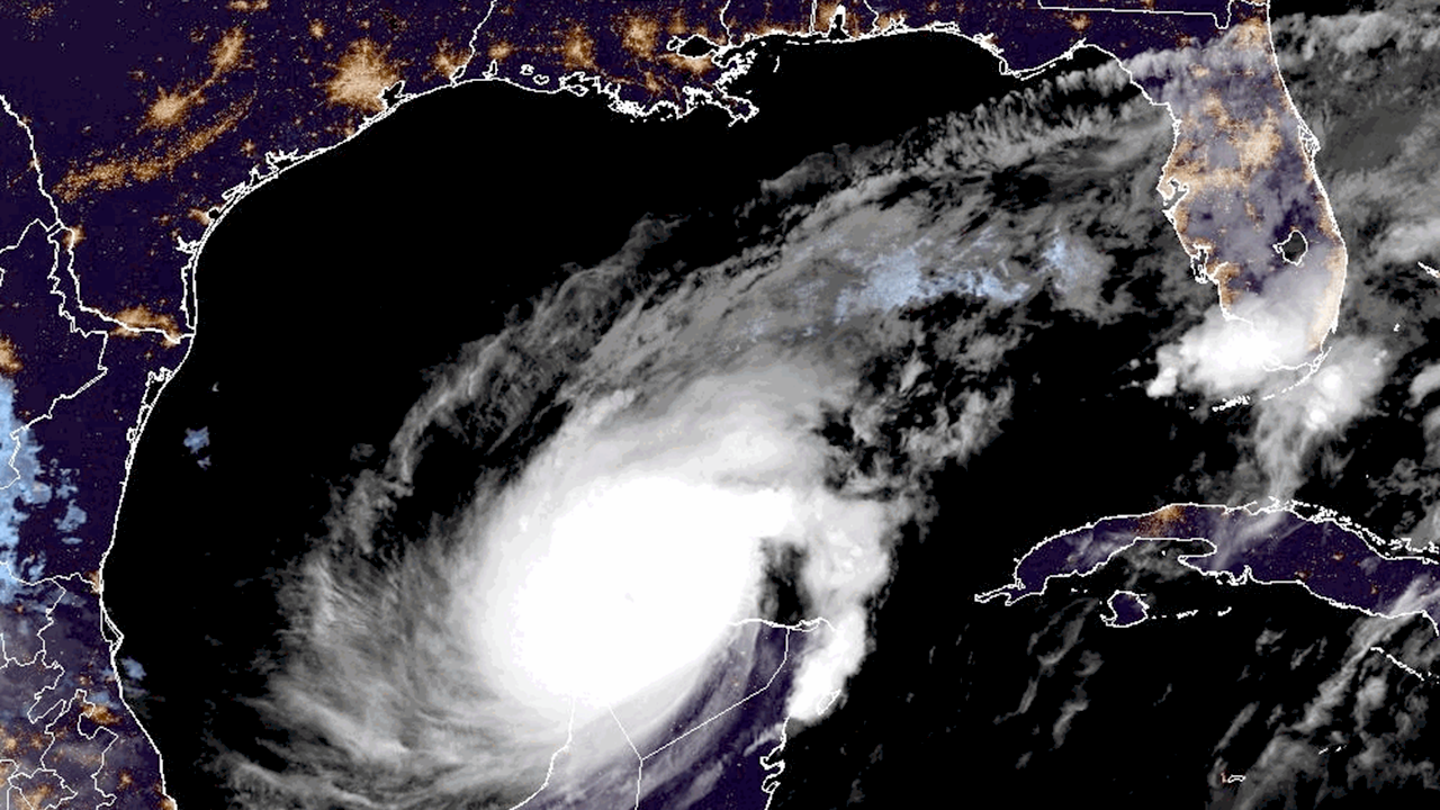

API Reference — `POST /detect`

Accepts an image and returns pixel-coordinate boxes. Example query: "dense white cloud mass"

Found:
[1145,301,1314,400]
[462,360,903,739]
[210,8,1440,806]
[1250,336,1391,498]
[220,54,1181,810]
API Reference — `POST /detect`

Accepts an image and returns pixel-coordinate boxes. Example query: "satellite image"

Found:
[0,0,1438,807]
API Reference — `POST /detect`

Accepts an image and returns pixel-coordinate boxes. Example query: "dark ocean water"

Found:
[103,10,1422,808]
[106,31,1031,808]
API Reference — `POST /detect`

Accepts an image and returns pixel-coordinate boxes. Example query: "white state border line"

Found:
[455,0,1233,123]
[509,619,826,810]
[0,566,123,809]
[1,90,179,810]
[1037,0,1229,30]
[0,2,1355,807]
[633,620,826,810]
[1107,2,1344,401]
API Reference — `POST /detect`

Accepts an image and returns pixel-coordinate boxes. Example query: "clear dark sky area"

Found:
[105,6,1420,807]
[106,30,1032,807]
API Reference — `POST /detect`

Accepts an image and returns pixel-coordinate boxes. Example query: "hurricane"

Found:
[216,56,1221,808]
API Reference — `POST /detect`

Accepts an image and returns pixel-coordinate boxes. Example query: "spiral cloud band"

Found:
[463,364,898,754]
[235,358,906,809]
[223,60,1173,808]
